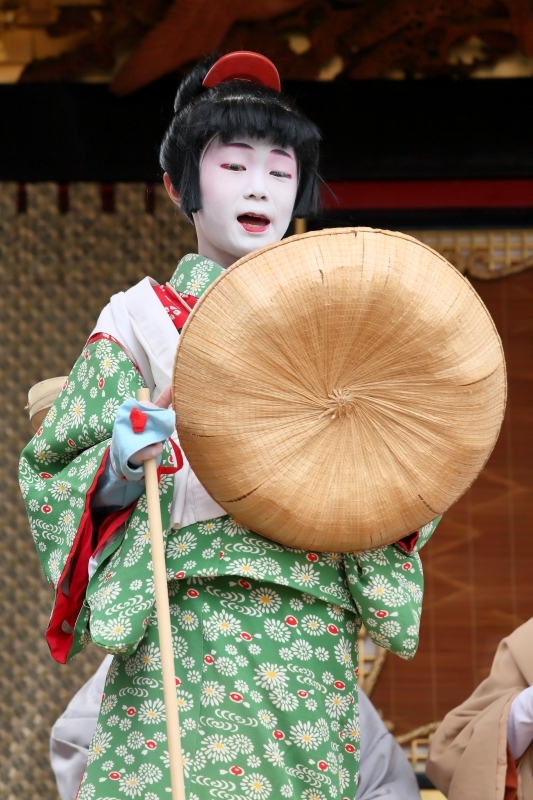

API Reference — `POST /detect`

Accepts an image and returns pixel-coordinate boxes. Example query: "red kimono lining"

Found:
[46,449,137,663]
[47,444,182,663]
[152,284,199,332]
[395,530,420,554]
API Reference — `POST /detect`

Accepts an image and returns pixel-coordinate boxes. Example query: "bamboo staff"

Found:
[137,387,186,800]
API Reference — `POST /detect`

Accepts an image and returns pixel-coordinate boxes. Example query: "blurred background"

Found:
[1,1,533,798]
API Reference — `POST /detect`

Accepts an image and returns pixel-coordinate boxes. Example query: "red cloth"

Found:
[87,331,126,349]
[130,407,148,433]
[46,449,137,663]
[505,747,520,800]
[47,443,182,662]
[152,285,199,332]
[395,531,420,554]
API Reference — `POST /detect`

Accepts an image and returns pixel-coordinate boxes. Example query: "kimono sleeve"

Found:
[344,518,441,660]
[18,337,145,661]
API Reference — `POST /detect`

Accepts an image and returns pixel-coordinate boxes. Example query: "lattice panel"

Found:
[0,182,196,798]
[409,229,533,279]
[396,722,442,774]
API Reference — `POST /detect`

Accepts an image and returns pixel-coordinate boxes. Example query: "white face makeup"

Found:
[192,136,298,268]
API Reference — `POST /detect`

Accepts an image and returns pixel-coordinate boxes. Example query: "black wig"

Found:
[160,55,322,222]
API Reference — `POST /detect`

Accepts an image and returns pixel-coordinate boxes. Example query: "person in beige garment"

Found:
[427,618,533,800]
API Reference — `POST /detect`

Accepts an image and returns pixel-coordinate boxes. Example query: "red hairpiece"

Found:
[202,51,281,92]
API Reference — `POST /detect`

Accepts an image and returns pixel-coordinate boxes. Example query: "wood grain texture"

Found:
[371,268,533,735]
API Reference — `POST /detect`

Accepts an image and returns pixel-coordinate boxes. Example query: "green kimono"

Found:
[19,254,439,800]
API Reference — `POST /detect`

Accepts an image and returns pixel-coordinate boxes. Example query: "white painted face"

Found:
[192,135,298,268]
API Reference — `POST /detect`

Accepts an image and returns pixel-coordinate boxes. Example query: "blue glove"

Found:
[110,397,175,481]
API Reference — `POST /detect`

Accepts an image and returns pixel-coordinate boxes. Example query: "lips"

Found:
[237,212,270,232]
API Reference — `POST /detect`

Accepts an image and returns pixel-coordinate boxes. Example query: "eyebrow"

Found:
[225,142,294,159]
[271,148,293,159]
[226,142,253,149]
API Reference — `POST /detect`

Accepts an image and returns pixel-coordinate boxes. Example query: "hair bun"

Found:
[173,54,218,114]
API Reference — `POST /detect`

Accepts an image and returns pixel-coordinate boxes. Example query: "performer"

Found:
[427,618,533,800]
[19,52,440,800]
[51,656,421,800]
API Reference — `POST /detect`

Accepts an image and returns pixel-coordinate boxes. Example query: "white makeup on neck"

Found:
[191,135,298,269]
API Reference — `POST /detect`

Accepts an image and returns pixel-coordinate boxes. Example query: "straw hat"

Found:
[173,228,506,552]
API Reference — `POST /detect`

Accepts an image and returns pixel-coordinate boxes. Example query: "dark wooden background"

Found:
[372,267,533,734]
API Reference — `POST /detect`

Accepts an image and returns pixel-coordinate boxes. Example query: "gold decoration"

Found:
[409,228,533,280]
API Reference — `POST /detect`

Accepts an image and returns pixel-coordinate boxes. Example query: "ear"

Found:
[163,173,181,207]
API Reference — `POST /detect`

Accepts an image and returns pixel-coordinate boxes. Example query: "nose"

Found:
[244,166,268,201]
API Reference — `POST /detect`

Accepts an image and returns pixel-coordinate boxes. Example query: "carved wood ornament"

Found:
[2,0,533,90]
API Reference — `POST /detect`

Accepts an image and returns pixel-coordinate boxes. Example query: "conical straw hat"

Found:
[173,228,506,552]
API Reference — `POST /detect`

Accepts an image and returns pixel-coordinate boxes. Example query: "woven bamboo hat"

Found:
[173,228,506,552]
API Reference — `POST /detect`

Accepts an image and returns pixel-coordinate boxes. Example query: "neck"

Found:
[196,231,234,270]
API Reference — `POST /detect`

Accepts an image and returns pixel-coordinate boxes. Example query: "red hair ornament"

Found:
[202,51,281,92]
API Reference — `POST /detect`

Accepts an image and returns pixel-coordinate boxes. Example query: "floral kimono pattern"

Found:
[19,254,440,800]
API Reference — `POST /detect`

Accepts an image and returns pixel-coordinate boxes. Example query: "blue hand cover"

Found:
[110,397,175,481]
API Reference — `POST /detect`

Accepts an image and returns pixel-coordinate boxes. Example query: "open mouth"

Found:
[237,212,270,233]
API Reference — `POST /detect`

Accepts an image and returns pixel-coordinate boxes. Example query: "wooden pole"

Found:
[294,218,307,235]
[137,387,186,800]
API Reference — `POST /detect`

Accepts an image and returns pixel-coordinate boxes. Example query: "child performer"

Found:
[19,52,440,800]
